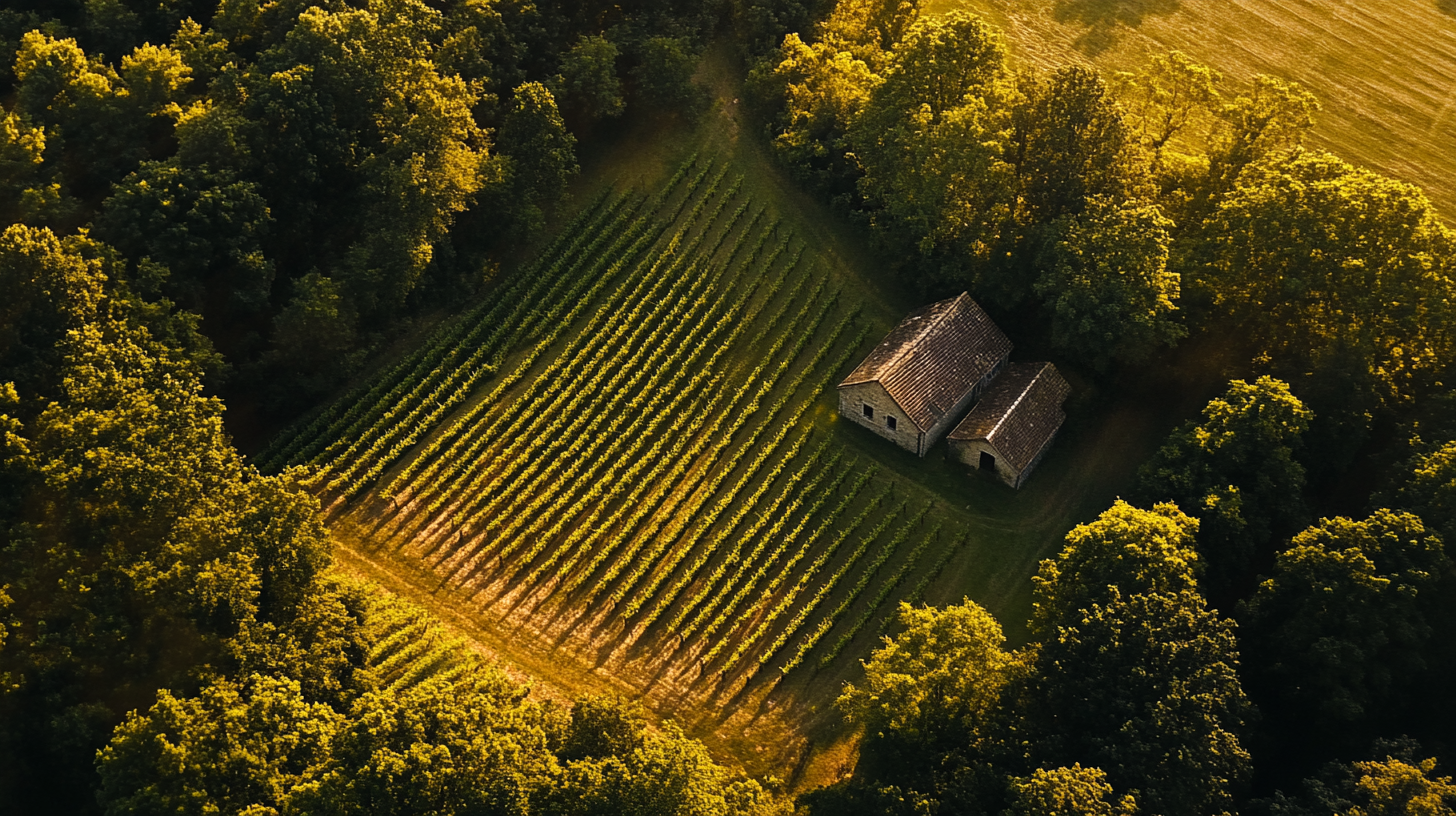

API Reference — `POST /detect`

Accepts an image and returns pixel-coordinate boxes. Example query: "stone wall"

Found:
[948,437,1021,487]
[838,383,921,455]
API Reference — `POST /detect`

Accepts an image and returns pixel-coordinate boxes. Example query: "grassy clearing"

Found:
[930,0,1456,218]
[263,44,1200,785]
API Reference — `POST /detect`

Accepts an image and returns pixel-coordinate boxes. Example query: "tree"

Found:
[1011,65,1135,225]
[96,674,343,816]
[259,272,360,412]
[498,81,578,237]
[837,599,1018,752]
[848,11,1018,293]
[1035,194,1182,369]
[559,695,649,762]
[293,676,556,816]
[1391,440,1456,544]
[631,36,708,118]
[1195,151,1456,409]
[0,224,105,393]
[1343,757,1456,816]
[12,32,153,183]
[1114,50,1221,158]
[540,718,784,816]
[558,34,624,122]
[1031,499,1201,635]
[768,32,883,195]
[0,110,70,225]
[247,0,496,316]
[1022,589,1251,816]
[1207,74,1319,193]
[1239,510,1450,724]
[96,158,274,311]
[1006,765,1138,816]
[1138,377,1312,591]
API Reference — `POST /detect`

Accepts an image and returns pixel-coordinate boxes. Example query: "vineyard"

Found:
[260,154,969,705]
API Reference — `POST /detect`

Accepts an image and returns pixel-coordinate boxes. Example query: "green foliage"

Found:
[0,224,105,392]
[560,695,650,762]
[294,677,554,816]
[1196,151,1456,408]
[1114,50,1221,158]
[1030,499,1201,635]
[96,158,274,310]
[1011,65,1135,225]
[559,34,624,122]
[729,0,830,57]
[0,110,70,225]
[1035,194,1182,369]
[1022,589,1252,816]
[837,599,1017,750]
[1342,756,1456,816]
[1391,439,1456,543]
[768,31,883,194]
[498,81,579,236]
[849,11,1016,288]
[260,272,361,411]
[1206,74,1319,194]
[1005,765,1138,816]
[1239,510,1450,724]
[97,674,343,816]
[631,36,708,119]
[1138,377,1312,587]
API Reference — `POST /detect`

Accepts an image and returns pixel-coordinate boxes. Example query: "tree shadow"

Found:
[1052,0,1183,55]
[1439,0,1456,16]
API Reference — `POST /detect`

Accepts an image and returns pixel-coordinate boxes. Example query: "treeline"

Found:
[0,2,786,813]
[0,225,788,814]
[815,495,1456,815]
[0,0,714,418]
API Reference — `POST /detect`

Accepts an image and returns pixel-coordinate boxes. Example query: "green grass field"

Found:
[931,0,1456,218]
[256,49,1202,783]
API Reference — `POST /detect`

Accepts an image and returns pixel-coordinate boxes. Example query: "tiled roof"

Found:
[839,293,1012,432]
[949,362,1070,471]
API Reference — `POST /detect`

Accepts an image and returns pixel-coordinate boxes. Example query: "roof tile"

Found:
[839,293,1012,432]
[949,362,1071,471]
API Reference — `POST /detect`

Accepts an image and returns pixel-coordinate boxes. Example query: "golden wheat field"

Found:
[935,0,1456,217]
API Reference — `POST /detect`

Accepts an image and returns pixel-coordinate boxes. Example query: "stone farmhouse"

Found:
[948,361,1070,488]
[837,293,1070,489]
[837,293,1011,457]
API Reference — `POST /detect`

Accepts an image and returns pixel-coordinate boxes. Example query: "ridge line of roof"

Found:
[985,362,1052,441]
[865,292,966,384]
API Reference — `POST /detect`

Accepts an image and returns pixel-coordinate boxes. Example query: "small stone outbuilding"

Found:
[948,361,1071,489]
[837,292,1012,456]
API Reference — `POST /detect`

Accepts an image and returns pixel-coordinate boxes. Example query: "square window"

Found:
[863,404,874,419]
[887,415,897,431]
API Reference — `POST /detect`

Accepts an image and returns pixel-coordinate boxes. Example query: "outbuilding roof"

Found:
[838,293,1012,432]
[949,362,1070,471]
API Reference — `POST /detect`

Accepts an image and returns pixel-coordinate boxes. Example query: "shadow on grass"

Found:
[1052,0,1182,54]
[1440,0,1456,16]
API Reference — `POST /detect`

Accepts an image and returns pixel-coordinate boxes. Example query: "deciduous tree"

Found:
[1138,377,1312,589]
[1031,499,1201,634]
[1196,151,1456,409]
[1239,510,1450,724]
[1022,589,1251,816]
[1036,194,1182,369]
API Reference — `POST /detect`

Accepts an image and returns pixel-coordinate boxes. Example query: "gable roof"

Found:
[838,293,1012,432]
[949,362,1071,472]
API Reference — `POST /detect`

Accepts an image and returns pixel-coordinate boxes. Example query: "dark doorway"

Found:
[979,451,996,471]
